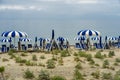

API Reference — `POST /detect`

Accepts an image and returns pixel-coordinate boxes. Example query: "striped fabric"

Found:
[1,31,28,37]
[107,37,118,41]
[91,37,100,40]
[0,39,11,42]
[19,38,31,42]
[74,36,86,40]
[57,37,65,41]
[78,30,100,36]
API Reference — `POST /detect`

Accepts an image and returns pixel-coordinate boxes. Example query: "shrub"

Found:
[94,51,104,59]
[51,76,66,80]
[102,60,109,68]
[91,70,100,79]
[73,52,78,56]
[15,57,26,63]
[40,55,45,59]
[20,53,28,56]
[60,50,70,57]
[25,60,37,66]
[116,58,120,63]
[89,59,95,65]
[114,62,119,66]
[73,69,85,80]
[38,62,45,67]
[0,66,5,80]
[38,69,50,80]
[75,62,82,69]
[46,59,55,69]
[32,55,37,61]
[86,54,92,61]
[102,72,113,79]
[114,69,120,80]
[108,51,115,57]
[74,56,80,62]
[78,51,87,57]
[24,69,34,79]
[2,58,9,62]
[8,49,16,54]
[58,57,64,65]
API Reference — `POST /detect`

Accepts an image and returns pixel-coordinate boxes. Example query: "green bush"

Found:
[102,60,109,68]
[60,50,70,57]
[0,66,5,80]
[20,53,28,56]
[94,51,104,59]
[38,69,50,80]
[2,58,9,62]
[58,57,64,65]
[73,52,78,56]
[89,59,95,65]
[32,55,37,61]
[25,60,37,66]
[74,56,80,62]
[114,69,120,80]
[15,57,26,63]
[108,51,115,57]
[73,69,85,80]
[86,54,92,61]
[46,59,55,69]
[75,62,82,69]
[51,76,66,80]
[116,58,120,63]
[8,49,16,54]
[40,55,45,59]
[91,70,100,79]
[78,51,87,57]
[102,72,113,79]
[24,69,34,79]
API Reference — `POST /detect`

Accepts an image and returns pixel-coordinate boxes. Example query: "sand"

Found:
[0,47,120,80]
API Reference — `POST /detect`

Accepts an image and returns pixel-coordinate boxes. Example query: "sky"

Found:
[0,0,120,44]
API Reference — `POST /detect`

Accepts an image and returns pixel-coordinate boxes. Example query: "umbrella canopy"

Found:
[19,38,31,42]
[0,39,11,43]
[74,36,86,41]
[91,37,100,40]
[1,31,28,38]
[77,29,100,37]
[57,37,65,41]
[39,38,50,42]
[107,37,118,41]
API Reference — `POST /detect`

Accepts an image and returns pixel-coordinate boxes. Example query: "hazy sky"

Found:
[0,0,120,44]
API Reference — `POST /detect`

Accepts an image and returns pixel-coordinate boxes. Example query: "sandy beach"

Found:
[0,47,120,80]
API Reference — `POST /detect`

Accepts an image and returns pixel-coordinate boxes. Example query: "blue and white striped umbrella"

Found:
[57,37,65,41]
[107,37,118,41]
[78,30,100,37]
[19,38,31,42]
[0,39,11,43]
[74,36,86,41]
[91,37,100,40]
[1,31,28,38]
[39,38,50,42]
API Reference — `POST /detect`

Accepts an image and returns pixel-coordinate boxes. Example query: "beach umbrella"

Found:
[77,29,100,37]
[1,31,28,47]
[52,29,54,40]
[74,36,86,41]
[107,37,118,41]
[1,31,28,37]
[91,37,100,41]
[0,39,11,43]
[19,38,31,42]
[57,37,65,41]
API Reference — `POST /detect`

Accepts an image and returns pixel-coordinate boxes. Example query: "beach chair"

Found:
[46,43,51,51]
[75,43,81,49]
